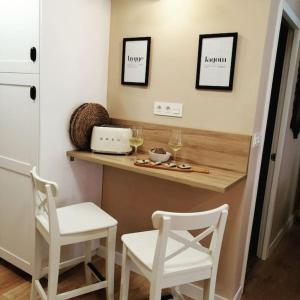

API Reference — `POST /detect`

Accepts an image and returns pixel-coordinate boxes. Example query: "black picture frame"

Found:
[121,37,151,86]
[195,32,238,91]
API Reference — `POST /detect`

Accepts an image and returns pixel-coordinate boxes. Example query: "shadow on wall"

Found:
[294,168,300,215]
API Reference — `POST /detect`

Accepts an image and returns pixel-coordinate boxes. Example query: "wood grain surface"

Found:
[134,161,210,174]
[1,220,299,299]
[66,151,246,193]
[111,118,252,173]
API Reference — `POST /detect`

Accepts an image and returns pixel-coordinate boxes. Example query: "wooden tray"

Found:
[134,162,210,174]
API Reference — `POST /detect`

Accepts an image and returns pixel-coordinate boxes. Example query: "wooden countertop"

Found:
[67,150,246,193]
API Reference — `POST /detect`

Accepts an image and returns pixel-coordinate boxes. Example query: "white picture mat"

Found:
[199,36,234,87]
[124,40,148,83]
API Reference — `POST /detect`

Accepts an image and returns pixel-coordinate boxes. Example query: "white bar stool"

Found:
[119,205,229,300]
[30,167,118,300]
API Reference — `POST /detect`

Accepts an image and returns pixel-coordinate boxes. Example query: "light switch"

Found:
[154,101,183,118]
[252,133,262,148]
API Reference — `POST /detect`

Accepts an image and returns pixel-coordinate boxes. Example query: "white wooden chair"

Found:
[30,167,118,300]
[119,205,229,300]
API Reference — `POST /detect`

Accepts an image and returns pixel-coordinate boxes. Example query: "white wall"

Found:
[39,0,111,206]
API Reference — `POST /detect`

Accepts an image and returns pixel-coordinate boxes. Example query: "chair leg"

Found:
[119,244,130,300]
[149,283,162,300]
[171,287,185,300]
[47,243,61,299]
[106,226,117,300]
[30,229,43,300]
[203,277,216,300]
[84,240,92,284]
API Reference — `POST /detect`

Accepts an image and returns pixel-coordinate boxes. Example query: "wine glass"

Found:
[168,129,183,163]
[129,127,144,155]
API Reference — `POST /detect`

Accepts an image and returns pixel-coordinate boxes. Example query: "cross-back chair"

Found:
[30,167,117,300]
[119,204,229,300]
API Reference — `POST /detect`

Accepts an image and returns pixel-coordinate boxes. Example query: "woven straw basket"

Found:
[69,103,110,150]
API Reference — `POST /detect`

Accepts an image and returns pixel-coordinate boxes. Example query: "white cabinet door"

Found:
[0,0,39,73]
[0,73,39,273]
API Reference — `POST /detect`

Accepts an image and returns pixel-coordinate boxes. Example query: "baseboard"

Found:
[178,283,228,300]
[178,284,242,300]
[98,246,142,274]
[0,246,31,274]
[97,246,241,300]
[0,246,98,278]
[233,285,243,300]
[40,254,91,278]
[269,214,294,256]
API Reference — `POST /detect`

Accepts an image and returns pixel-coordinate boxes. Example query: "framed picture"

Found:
[121,37,151,86]
[196,32,238,90]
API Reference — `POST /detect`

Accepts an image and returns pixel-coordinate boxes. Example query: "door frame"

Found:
[240,0,300,294]
[259,3,300,260]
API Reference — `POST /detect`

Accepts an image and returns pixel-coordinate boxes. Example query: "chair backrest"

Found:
[31,167,60,236]
[151,204,229,278]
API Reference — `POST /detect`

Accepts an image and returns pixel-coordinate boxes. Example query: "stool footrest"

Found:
[34,280,47,300]
[57,281,107,300]
[87,262,106,281]
[34,277,108,300]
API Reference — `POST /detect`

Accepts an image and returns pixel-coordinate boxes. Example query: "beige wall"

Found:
[105,1,277,299]
[102,167,247,299]
[104,1,300,297]
[107,0,271,135]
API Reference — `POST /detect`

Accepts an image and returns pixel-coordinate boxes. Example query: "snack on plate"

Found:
[178,163,191,170]
[149,161,161,166]
[164,162,176,168]
[136,159,150,164]
[151,147,166,154]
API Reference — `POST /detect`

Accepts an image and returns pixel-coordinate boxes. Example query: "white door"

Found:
[0,0,39,73]
[0,73,39,273]
[257,18,296,260]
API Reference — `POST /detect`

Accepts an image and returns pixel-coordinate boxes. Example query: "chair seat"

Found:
[37,202,117,235]
[122,230,213,275]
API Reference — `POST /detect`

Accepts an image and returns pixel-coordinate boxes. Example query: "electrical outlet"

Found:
[154,101,183,118]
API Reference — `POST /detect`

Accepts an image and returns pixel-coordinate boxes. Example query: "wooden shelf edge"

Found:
[66,150,246,193]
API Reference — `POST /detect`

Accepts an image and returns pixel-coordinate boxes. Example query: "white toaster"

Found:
[90,126,132,154]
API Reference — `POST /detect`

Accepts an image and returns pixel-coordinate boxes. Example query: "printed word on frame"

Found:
[196,32,238,90]
[122,37,151,86]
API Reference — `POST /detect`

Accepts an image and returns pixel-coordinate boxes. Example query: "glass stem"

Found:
[135,146,138,154]
[173,151,176,162]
